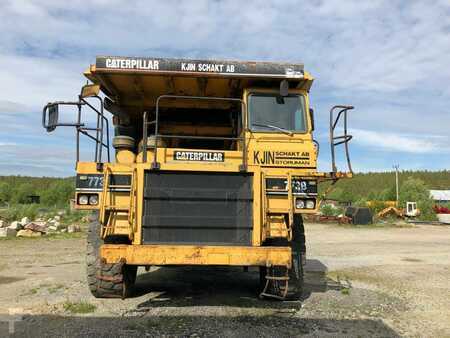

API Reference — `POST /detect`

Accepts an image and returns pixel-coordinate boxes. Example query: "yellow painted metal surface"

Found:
[73,65,350,265]
[75,93,324,243]
[116,150,136,164]
[266,214,289,238]
[100,244,291,267]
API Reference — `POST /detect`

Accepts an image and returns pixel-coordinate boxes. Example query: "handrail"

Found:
[142,95,247,171]
[42,95,110,166]
[79,96,111,163]
[99,166,111,235]
[128,168,138,237]
[329,105,354,176]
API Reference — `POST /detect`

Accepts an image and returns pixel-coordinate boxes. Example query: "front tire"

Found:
[86,219,137,298]
[259,214,305,300]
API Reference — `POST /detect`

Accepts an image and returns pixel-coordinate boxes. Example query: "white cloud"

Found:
[0,142,78,176]
[352,128,449,154]
[0,53,85,107]
[0,0,450,174]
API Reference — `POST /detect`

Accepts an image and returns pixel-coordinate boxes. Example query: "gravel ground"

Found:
[0,223,449,337]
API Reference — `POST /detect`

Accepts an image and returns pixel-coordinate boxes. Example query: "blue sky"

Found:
[1,0,450,177]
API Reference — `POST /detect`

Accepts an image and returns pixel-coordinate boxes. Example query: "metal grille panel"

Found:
[142,171,253,245]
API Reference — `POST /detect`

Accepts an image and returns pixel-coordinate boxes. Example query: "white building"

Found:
[429,190,450,204]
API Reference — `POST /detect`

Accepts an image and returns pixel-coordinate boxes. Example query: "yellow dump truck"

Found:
[42,56,354,300]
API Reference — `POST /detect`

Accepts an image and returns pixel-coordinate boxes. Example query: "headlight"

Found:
[296,198,316,209]
[306,199,316,209]
[78,194,89,205]
[296,199,305,209]
[89,195,98,205]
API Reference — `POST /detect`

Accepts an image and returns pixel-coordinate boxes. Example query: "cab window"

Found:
[248,94,307,133]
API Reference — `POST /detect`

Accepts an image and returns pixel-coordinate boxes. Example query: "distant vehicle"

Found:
[405,202,418,217]
[42,56,354,300]
[377,202,419,218]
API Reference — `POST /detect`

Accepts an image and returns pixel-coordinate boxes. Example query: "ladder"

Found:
[262,173,294,241]
[99,167,137,239]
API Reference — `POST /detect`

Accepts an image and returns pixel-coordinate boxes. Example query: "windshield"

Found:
[248,94,307,133]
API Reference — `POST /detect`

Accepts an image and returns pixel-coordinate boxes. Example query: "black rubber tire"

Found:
[292,214,306,258]
[112,136,136,150]
[86,219,137,298]
[114,125,138,138]
[259,214,305,300]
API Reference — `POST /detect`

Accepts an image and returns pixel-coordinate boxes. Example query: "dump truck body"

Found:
[43,56,354,299]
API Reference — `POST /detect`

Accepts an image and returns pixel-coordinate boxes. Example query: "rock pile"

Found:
[0,213,82,238]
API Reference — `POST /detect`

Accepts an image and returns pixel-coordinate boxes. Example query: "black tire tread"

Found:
[86,219,135,298]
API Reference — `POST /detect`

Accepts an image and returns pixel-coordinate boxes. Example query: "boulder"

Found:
[67,224,81,233]
[24,222,47,233]
[54,215,61,221]
[21,217,30,225]
[60,229,67,233]
[57,210,65,216]
[0,228,17,238]
[17,229,42,237]
[8,221,23,231]
[49,222,63,231]
[0,220,6,228]
[33,221,48,226]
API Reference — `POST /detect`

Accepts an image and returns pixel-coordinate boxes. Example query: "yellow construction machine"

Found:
[42,56,354,300]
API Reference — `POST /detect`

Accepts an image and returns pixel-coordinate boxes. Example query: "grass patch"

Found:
[337,222,388,229]
[341,288,350,295]
[48,284,65,294]
[0,231,85,242]
[25,287,39,295]
[328,269,385,286]
[63,301,96,314]
[46,232,85,240]
[0,205,89,227]
[60,210,89,226]
[0,235,42,241]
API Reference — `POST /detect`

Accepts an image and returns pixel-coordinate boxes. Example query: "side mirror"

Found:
[43,103,59,132]
[309,108,315,131]
[80,84,100,98]
[279,80,289,97]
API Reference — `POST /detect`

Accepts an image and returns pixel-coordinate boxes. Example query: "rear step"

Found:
[259,267,290,300]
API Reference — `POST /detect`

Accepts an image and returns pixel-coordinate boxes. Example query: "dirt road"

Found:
[0,223,449,337]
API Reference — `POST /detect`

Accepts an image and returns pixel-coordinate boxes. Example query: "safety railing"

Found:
[329,105,354,175]
[42,93,110,167]
[142,95,247,171]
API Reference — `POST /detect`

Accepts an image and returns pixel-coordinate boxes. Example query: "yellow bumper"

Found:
[100,244,292,267]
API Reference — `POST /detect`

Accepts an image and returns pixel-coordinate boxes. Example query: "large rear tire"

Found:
[86,219,137,298]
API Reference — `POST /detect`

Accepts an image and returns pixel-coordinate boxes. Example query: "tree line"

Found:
[1,170,449,209]
[0,176,74,208]
[320,170,450,203]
